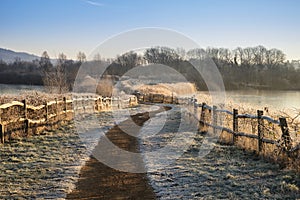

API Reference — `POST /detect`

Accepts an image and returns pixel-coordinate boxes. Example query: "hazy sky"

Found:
[1,0,299,60]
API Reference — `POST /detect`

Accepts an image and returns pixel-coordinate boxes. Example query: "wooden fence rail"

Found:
[190,99,293,154]
[0,95,138,144]
[139,93,298,160]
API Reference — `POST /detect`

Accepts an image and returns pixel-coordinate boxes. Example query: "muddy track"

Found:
[67,106,171,200]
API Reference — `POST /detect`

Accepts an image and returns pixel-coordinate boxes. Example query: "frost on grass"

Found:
[139,106,300,199]
[0,111,115,199]
[196,92,300,144]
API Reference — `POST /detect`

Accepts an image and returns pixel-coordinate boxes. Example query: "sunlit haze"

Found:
[1,0,299,60]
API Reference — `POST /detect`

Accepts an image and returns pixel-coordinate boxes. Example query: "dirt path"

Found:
[67,107,170,200]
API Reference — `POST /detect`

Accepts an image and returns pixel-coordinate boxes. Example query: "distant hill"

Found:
[0,48,40,63]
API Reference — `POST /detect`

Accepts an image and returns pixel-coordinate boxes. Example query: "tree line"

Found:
[0,51,86,93]
[110,46,300,90]
[0,45,299,93]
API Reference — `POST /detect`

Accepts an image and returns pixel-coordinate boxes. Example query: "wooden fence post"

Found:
[194,99,198,118]
[22,99,27,119]
[200,103,206,120]
[279,117,292,151]
[233,109,238,144]
[25,119,29,136]
[257,110,264,152]
[89,96,93,112]
[141,95,144,103]
[93,96,96,111]
[0,109,3,143]
[117,97,120,109]
[0,124,4,144]
[55,98,59,121]
[22,99,29,135]
[200,102,206,130]
[129,97,132,107]
[45,102,48,121]
[212,106,218,135]
[63,97,67,113]
[99,97,102,111]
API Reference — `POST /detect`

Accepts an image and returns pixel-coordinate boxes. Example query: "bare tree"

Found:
[265,48,285,68]
[233,47,244,65]
[243,47,254,66]
[40,51,55,92]
[41,52,68,94]
[55,53,68,93]
[93,53,101,61]
[252,45,267,66]
[117,51,139,67]
[96,76,113,97]
[187,48,206,60]
[144,47,179,64]
[77,51,86,63]
[219,48,232,64]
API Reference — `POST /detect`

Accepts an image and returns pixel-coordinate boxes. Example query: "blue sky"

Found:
[0,0,299,60]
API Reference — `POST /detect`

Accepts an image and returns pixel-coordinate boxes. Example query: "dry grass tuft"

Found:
[96,78,113,97]
[136,82,197,96]
[0,91,71,106]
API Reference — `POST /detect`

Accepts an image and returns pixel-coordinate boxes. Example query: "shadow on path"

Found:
[67,106,171,200]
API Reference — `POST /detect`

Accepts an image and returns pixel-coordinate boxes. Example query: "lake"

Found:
[226,90,300,110]
[0,84,299,110]
[195,90,300,111]
[0,84,44,95]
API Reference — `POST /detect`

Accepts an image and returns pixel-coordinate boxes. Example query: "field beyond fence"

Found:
[1,91,300,172]
[0,94,138,144]
[138,93,300,172]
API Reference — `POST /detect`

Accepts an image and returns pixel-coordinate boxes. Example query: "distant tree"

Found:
[243,47,254,66]
[55,53,68,93]
[176,47,186,59]
[233,47,244,65]
[116,51,139,67]
[252,45,267,66]
[40,51,55,92]
[187,48,206,60]
[144,47,179,64]
[77,51,86,63]
[265,48,285,68]
[39,51,52,72]
[41,52,68,93]
[219,48,232,64]
[93,53,101,61]
[206,47,220,64]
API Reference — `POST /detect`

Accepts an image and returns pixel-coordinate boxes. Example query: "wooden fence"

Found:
[138,93,300,169]
[0,95,138,144]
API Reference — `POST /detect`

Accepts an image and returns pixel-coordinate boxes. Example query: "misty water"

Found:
[0,84,44,95]
[226,90,300,110]
[1,84,300,110]
[195,89,300,111]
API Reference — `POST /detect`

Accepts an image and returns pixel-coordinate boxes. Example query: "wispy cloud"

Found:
[84,0,104,7]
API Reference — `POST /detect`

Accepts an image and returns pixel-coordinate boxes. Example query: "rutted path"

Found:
[1,105,300,199]
[67,106,171,199]
[140,106,300,200]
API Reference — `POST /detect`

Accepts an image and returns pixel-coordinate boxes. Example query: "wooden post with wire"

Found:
[0,108,3,144]
[212,106,218,135]
[233,109,238,144]
[0,124,4,144]
[22,99,29,135]
[257,110,264,152]
[279,117,292,151]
